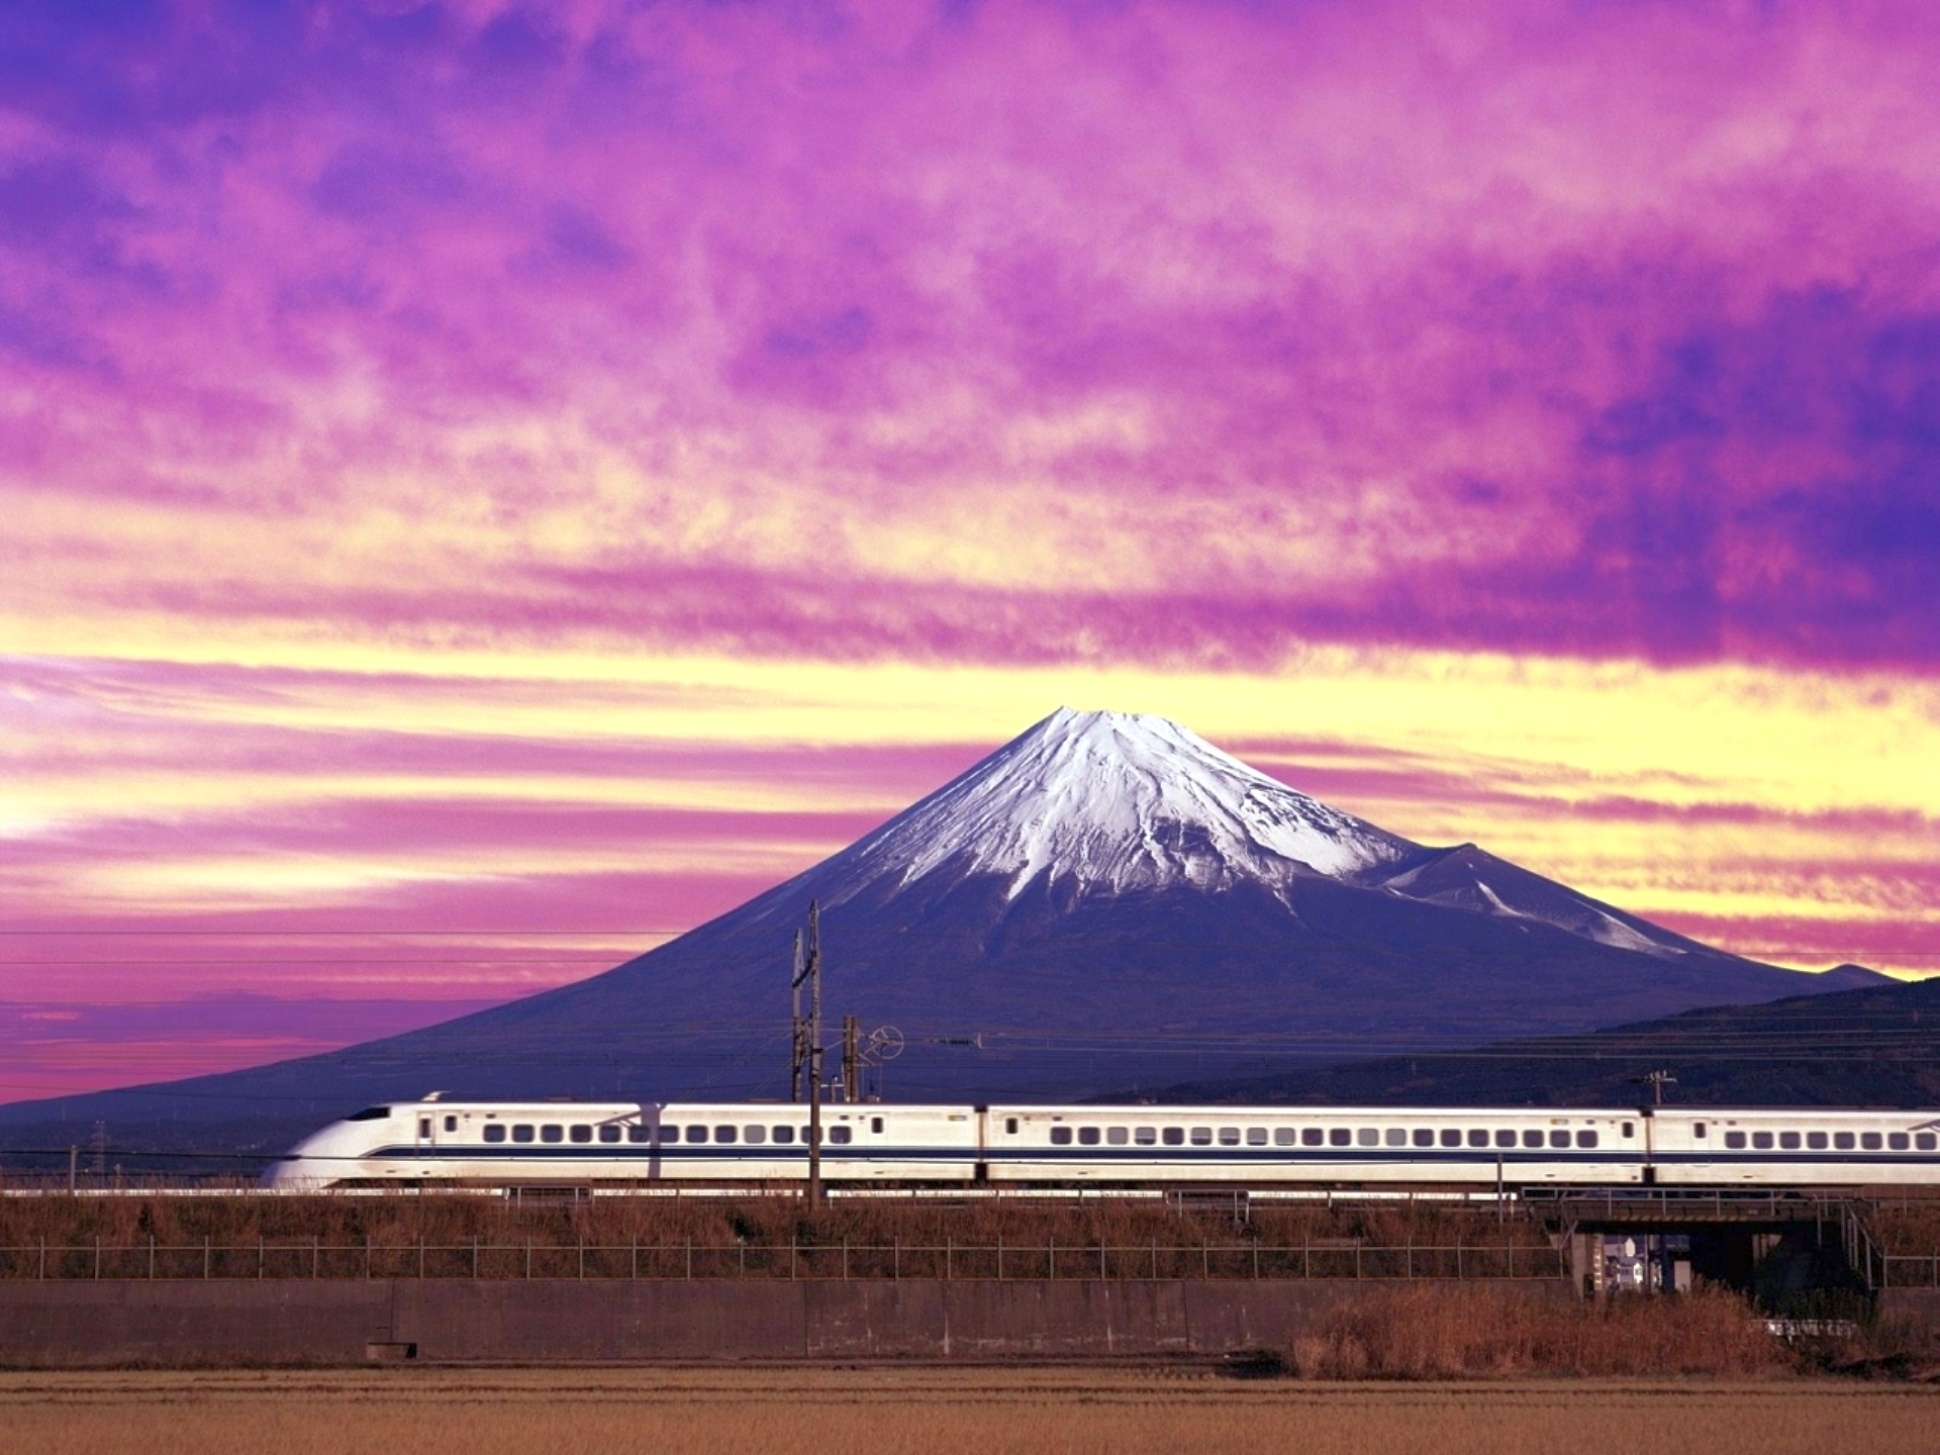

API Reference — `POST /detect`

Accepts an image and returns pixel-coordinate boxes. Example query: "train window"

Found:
[1440,1130,1461,1149]
[1495,1130,1516,1149]
[1163,1128,1185,1146]
[1523,1130,1543,1149]
[1890,1133,1911,1151]
[1918,1134,1937,1152]
[1835,1132,1856,1150]
[483,1125,507,1144]
[745,1125,767,1144]
[1386,1129,1407,1147]
[1079,1127,1102,1146]
[566,1125,589,1144]
[685,1126,707,1143]
[1724,1131,1746,1149]
[348,1106,391,1121]
[1247,1128,1268,1146]
[598,1125,620,1144]
[1359,1129,1380,1147]
[1050,1127,1073,1145]
[418,1118,431,1139]
[1577,1131,1598,1149]
[1218,1128,1240,1146]
[1779,1132,1800,1150]
[1330,1128,1352,1148]
[1623,1122,1635,1138]
[444,1116,457,1133]
[871,1117,884,1135]
[1862,1132,1883,1150]
[512,1125,535,1144]
[1136,1127,1158,1145]
[1413,1129,1434,1148]
[1108,1127,1129,1145]
[1005,1118,1019,1135]
[715,1125,738,1143]
[829,1126,853,1145]
[773,1126,795,1144]
[1467,1130,1488,1148]
[657,1125,677,1142]
[627,1126,649,1144]
[1191,1127,1214,1146]
[1549,1130,1570,1149]
[1807,1132,1828,1150]
[539,1125,563,1144]
[1752,1132,1774,1150]
[1303,1128,1324,1147]
[1276,1129,1297,1146]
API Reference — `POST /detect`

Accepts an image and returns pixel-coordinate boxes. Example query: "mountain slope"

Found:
[0,708,1877,1150]
[1143,974,1940,1109]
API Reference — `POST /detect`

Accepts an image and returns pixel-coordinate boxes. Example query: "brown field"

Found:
[2,1369,1937,1455]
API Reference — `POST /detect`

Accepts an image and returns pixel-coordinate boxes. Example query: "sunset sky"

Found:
[3,1,1937,1099]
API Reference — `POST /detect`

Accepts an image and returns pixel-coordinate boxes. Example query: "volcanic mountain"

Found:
[0,708,1879,1152]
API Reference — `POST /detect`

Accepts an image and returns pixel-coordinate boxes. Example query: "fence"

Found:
[0,1237,1566,1282]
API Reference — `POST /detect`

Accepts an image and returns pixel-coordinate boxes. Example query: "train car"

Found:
[985,1105,1644,1186]
[263,1098,980,1189]
[1648,1108,1940,1186]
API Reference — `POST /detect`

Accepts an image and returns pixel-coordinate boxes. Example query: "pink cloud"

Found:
[1,2,1937,668]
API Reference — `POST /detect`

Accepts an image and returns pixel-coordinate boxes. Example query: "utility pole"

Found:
[1640,1069,1676,1106]
[790,902,825,1208]
[841,1015,860,1103]
[790,930,807,1104]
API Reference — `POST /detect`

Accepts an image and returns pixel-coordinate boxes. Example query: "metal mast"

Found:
[805,902,823,1207]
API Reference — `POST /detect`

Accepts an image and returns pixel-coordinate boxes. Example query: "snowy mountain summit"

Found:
[798,706,1738,964]
[828,707,1416,904]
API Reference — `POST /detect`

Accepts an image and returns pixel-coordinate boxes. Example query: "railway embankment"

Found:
[2,1193,1936,1368]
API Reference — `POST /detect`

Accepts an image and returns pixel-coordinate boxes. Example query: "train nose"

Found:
[260,1123,364,1190]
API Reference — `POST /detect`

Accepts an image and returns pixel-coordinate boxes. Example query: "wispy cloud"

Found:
[3,3,1937,1092]
[3,1,1938,668]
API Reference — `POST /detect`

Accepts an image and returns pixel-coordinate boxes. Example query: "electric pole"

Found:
[1640,1069,1676,1106]
[790,930,806,1104]
[842,1015,860,1103]
[789,902,825,1209]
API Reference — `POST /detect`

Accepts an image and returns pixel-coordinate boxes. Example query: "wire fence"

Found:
[0,1237,1569,1282]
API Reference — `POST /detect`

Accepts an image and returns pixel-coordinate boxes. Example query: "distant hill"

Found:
[0,708,1883,1157]
[1138,975,1940,1108]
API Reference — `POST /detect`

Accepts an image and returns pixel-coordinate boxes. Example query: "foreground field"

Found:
[3,1369,1937,1455]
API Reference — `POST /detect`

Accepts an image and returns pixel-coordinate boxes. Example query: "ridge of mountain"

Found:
[1137,974,1939,1109]
[0,707,1882,1151]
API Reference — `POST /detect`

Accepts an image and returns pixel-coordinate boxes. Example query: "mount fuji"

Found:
[0,708,1879,1148]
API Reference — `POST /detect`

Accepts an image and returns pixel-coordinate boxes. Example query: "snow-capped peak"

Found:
[823,707,1418,904]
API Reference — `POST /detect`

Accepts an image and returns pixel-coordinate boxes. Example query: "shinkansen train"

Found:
[263,1097,1940,1191]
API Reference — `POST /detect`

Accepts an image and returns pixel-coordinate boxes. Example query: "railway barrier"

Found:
[0,1236,1565,1282]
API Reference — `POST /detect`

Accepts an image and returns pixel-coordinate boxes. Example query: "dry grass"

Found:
[1872,1199,1940,1255]
[0,1193,1554,1279]
[1,1369,1936,1455]
[1289,1284,1789,1378]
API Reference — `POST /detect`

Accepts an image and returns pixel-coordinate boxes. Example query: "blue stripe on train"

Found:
[350,1143,1934,1170]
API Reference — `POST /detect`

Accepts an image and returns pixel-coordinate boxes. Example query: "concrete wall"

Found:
[0,1278,1575,1367]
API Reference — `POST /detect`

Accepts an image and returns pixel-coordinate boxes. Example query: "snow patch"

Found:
[821,707,1417,905]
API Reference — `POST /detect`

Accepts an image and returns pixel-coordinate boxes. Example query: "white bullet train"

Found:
[263,1097,1940,1191]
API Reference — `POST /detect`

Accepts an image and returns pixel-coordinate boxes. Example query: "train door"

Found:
[415,1112,437,1153]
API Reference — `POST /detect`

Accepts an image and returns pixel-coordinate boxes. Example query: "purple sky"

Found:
[3,2,1936,1097]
